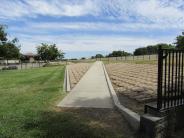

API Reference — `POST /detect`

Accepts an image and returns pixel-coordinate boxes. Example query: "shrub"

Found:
[2,65,18,70]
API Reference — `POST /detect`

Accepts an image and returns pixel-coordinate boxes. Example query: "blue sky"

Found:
[0,0,184,58]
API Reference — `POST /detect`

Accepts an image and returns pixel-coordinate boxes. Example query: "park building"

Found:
[22,52,38,63]
[0,53,39,65]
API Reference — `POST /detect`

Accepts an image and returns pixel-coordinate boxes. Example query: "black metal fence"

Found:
[157,46,184,111]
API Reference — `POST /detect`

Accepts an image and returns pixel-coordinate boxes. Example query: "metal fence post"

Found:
[157,46,163,110]
[21,61,22,69]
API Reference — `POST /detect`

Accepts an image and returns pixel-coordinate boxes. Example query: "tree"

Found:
[107,50,131,57]
[37,43,64,61]
[95,54,104,58]
[156,43,174,49]
[0,25,20,59]
[134,47,147,55]
[175,32,184,49]
[20,54,29,61]
[134,43,174,55]
[81,57,86,60]
[91,56,95,59]
[3,41,20,59]
[0,25,7,42]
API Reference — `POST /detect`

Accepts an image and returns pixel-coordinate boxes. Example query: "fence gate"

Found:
[145,46,184,112]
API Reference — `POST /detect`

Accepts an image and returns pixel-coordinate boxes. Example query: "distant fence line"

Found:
[66,54,158,63]
[0,61,46,70]
[96,54,158,61]
[0,54,158,69]
[0,59,20,65]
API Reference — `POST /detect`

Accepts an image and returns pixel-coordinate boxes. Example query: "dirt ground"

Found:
[106,63,158,114]
[55,107,136,138]
[68,63,92,89]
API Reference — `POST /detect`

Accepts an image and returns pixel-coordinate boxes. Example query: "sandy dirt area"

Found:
[68,63,92,89]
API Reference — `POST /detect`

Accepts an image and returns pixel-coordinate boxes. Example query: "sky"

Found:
[0,0,184,58]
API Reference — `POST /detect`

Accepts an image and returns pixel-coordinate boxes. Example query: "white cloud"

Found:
[1,0,184,28]
[0,1,30,18]
[26,0,99,17]
[1,0,184,57]
[26,21,183,32]
[8,21,182,38]
[0,0,100,19]
[17,33,173,54]
[134,0,184,25]
[0,1,183,19]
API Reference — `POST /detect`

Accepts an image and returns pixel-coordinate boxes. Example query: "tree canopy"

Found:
[0,25,20,59]
[95,54,104,58]
[91,54,104,59]
[175,32,184,49]
[37,43,64,61]
[0,25,7,42]
[134,43,174,55]
[107,50,131,57]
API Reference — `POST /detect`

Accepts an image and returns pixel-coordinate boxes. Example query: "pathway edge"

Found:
[102,62,140,131]
[63,66,66,92]
[64,66,71,92]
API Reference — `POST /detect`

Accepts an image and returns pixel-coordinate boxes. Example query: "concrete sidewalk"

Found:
[58,61,113,108]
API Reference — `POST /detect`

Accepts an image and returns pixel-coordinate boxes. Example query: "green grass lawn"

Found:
[0,66,134,138]
[0,66,66,138]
